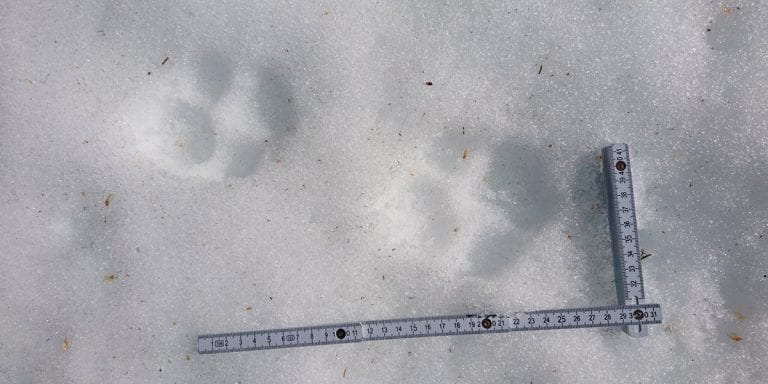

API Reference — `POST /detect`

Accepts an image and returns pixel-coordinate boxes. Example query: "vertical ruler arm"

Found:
[603,144,648,337]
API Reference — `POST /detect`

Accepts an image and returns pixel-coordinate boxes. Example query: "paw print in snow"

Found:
[124,51,297,179]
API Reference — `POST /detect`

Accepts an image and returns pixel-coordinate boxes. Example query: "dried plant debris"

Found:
[103,274,117,283]
[104,193,114,207]
[62,337,71,351]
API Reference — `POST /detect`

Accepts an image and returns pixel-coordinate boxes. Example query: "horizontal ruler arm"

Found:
[198,304,662,354]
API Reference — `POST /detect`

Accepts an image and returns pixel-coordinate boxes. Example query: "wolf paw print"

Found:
[124,51,297,179]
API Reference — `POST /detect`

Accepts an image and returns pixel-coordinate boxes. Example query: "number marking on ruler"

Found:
[198,144,661,353]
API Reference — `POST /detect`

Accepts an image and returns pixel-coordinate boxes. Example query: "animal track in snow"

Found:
[123,51,297,179]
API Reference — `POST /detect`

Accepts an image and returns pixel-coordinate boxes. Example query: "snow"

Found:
[1,1,767,382]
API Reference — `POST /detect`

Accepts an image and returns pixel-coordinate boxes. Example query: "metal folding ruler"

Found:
[198,144,661,354]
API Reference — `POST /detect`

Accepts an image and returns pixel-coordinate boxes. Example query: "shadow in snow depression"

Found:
[468,138,564,277]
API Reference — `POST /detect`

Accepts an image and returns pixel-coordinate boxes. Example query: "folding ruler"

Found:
[198,144,661,354]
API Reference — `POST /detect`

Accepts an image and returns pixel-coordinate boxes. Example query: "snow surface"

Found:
[1,1,767,383]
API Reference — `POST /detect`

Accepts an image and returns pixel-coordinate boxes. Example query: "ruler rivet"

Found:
[335,328,346,339]
[615,161,626,171]
[481,318,492,329]
[632,309,645,320]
